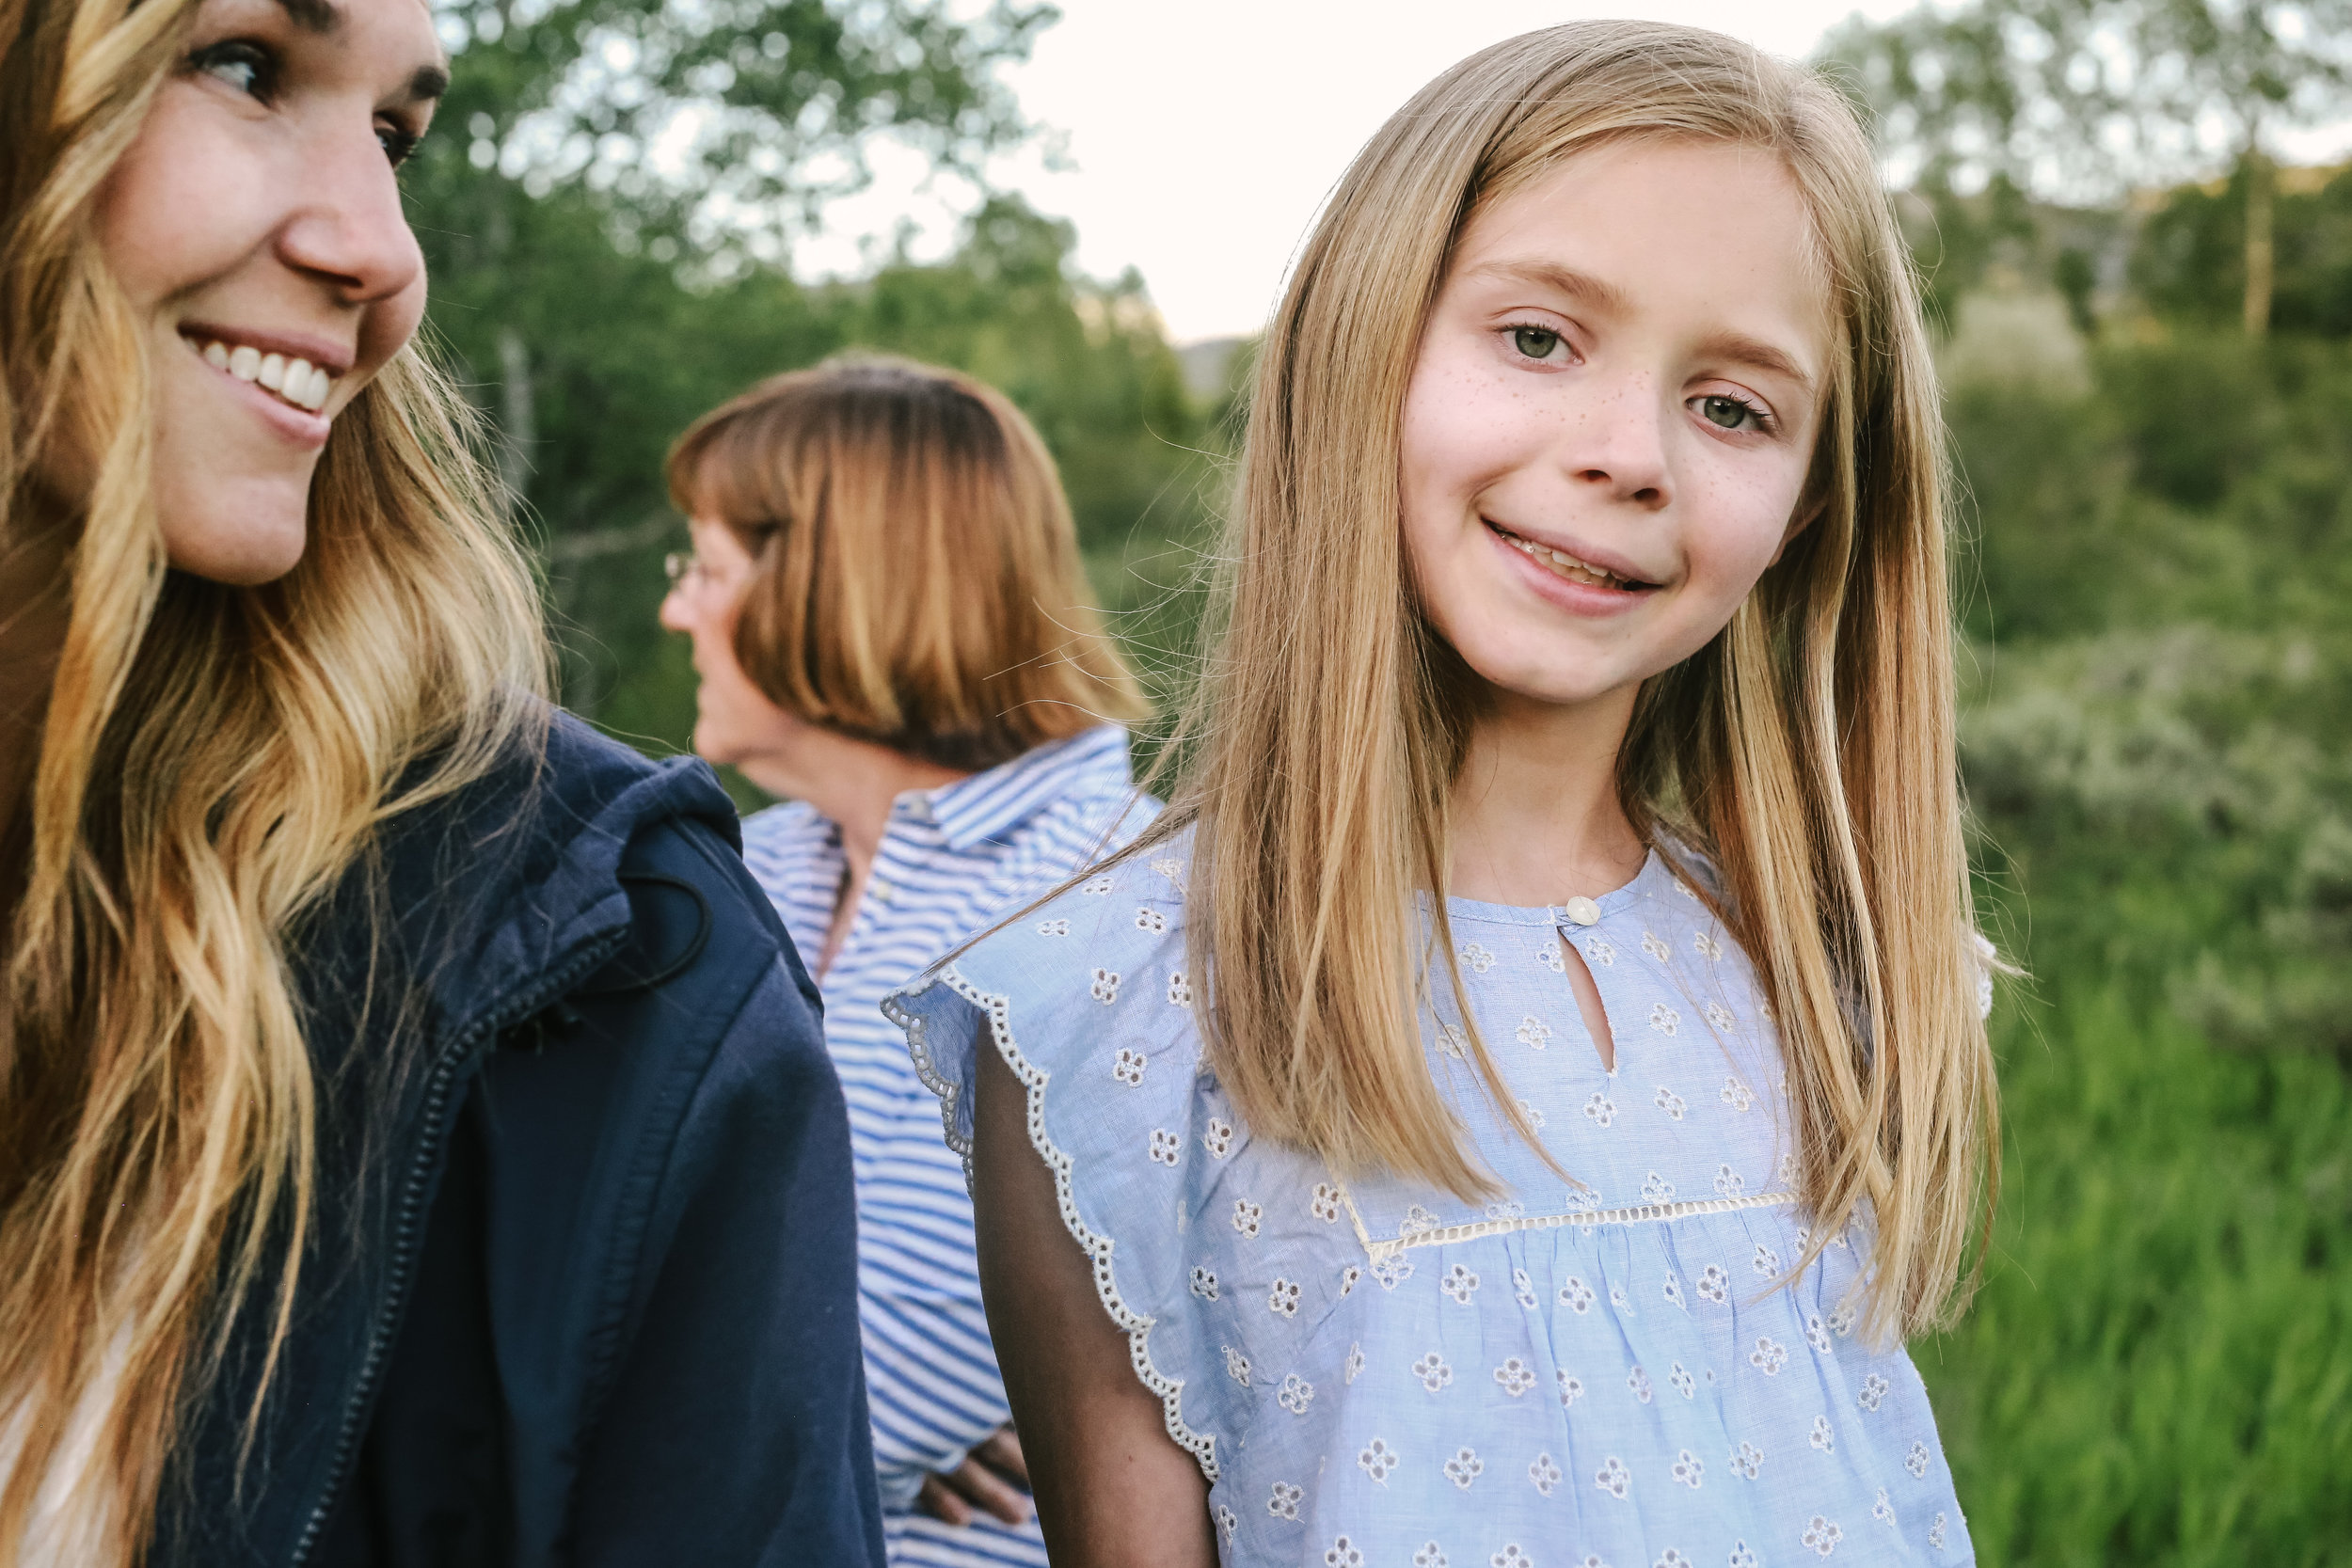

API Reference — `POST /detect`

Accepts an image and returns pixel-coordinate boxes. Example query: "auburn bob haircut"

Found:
[667,356,1144,772]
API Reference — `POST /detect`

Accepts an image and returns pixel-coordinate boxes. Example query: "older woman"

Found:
[659,356,1149,1567]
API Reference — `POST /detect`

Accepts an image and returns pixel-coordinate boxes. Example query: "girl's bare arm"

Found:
[970,1040,1216,1567]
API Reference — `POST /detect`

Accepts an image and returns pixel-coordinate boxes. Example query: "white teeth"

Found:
[1502,530,1625,588]
[200,340,334,412]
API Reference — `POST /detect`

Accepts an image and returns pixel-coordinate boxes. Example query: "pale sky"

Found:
[800,0,1924,342]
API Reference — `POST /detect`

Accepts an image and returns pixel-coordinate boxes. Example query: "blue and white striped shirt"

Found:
[739,724,1151,1568]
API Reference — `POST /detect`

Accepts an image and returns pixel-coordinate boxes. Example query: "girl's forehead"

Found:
[1453,138,1836,375]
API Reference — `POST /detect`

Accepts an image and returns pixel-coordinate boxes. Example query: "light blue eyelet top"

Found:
[884,832,1977,1568]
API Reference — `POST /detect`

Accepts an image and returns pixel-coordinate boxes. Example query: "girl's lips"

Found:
[1486,522,1658,616]
[191,341,331,450]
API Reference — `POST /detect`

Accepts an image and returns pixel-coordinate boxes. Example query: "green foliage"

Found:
[1932,330,2352,1560]
[2136,164,2352,336]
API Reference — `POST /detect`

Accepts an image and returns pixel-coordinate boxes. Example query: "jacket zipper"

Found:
[286,931,628,1566]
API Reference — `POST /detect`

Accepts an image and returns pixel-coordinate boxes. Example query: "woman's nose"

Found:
[659,584,695,633]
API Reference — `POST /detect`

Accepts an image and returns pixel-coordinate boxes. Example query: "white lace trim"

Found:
[1354,1190,1798,1264]
[882,965,1220,1482]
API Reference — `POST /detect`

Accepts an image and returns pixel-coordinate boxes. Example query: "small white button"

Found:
[869,879,893,903]
[1561,895,1601,927]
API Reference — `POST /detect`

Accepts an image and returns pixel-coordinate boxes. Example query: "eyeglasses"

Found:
[663,551,721,593]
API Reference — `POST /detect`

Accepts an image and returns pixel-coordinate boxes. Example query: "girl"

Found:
[660,357,1150,1567]
[886,21,1998,1568]
[0,0,881,1560]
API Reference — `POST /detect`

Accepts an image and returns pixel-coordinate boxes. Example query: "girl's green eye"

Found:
[1699,395,1755,431]
[1512,325,1562,360]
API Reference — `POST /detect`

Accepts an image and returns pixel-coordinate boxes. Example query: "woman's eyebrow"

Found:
[271,0,340,33]
[1694,331,1818,400]
[1459,259,1632,317]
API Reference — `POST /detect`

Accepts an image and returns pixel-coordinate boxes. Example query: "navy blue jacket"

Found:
[151,713,883,1567]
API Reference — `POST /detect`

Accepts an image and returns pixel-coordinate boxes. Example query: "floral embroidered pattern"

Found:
[1231,1199,1262,1238]
[1810,1415,1836,1452]
[1858,1372,1891,1412]
[1662,1274,1686,1309]
[1595,1455,1632,1498]
[1557,1369,1585,1406]
[1494,1357,1537,1397]
[1266,1480,1302,1519]
[1668,1361,1695,1399]
[1707,1001,1739,1034]
[1642,931,1672,962]
[1443,1447,1485,1489]
[1080,875,1115,895]
[1732,1441,1764,1480]
[1671,1449,1704,1488]
[1804,1313,1834,1354]
[1148,1129,1181,1165]
[1517,1098,1548,1131]
[1655,1086,1688,1120]
[1149,856,1184,885]
[1514,1268,1538,1308]
[1089,968,1120,1004]
[1537,940,1567,974]
[1278,1372,1314,1415]
[1930,1513,1948,1551]
[1658,1550,1694,1568]
[1414,1544,1449,1568]
[1167,971,1192,1006]
[1267,1277,1301,1317]
[1371,1256,1414,1290]
[1440,1263,1480,1304]
[1713,1163,1745,1196]
[1189,1266,1217,1300]
[1750,1337,1789,1376]
[1338,1264,1362,1296]
[1135,906,1168,933]
[1311,1182,1343,1222]
[1517,1015,1553,1049]
[1628,1365,1654,1403]
[1730,1545,1760,1568]
[1436,1022,1470,1060]
[1400,1204,1440,1236]
[1831,1302,1859,1338]
[1459,942,1497,973]
[1692,928,1724,959]
[1641,1171,1677,1203]
[1753,1242,1782,1276]
[1217,1503,1238,1542]
[1872,1488,1896,1526]
[1495,1549,1535,1568]
[1648,1002,1680,1036]
[1222,1344,1251,1386]
[1584,937,1617,966]
[1200,1119,1235,1159]
[1358,1437,1399,1484]
[1412,1352,1454,1392]
[1905,1441,1931,1479]
[1609,1282,1633,1314]
[1696,1263,1729,1303]
[1530,1451,1563,1495]
[1583,1091,1618,1127]
[1345,1343,1364,1384]
[1558,1276,1596,1313]
[1036,918,1071,936]
[1802,1516,1844,1556]
[1111,1048,1147,1085]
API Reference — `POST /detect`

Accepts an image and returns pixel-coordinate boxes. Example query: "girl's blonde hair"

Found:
[668,355,1144,771]
[1127,21,1995,1341]
[0,0,548,1555]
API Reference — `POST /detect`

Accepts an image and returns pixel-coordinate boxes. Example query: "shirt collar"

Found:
[916,724,1136,851]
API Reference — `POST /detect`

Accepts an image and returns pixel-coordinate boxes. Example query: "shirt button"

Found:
[1561,895,1601,927]
[869,879,893,903]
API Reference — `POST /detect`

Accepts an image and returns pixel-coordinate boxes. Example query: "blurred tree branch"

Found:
[1820,0,2352,333]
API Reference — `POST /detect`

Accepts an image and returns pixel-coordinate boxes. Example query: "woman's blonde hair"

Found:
[0,0,548,1555]
[1122,22,1995,1342]
[668,355,1144,772]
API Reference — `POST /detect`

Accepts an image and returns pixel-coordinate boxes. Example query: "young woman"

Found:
[0,0,882,1562]
[887,22,2000,1568]
[659,356,1150,1568]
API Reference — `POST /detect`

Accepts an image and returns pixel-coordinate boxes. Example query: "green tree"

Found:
[1822,0,2352,334]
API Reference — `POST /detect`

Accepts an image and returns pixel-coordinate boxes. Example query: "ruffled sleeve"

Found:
[882,849,1234,1481]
